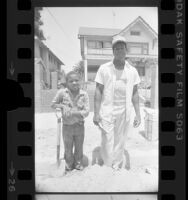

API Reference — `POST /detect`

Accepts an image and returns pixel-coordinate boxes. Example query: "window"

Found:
[143,44,148,54]
[87,41,102,49]
[88,41,96,48]
[127,42,148,55]
[103,41,112,48]
[130,31,141,36]
[129,46,142,54]
[87,40,113,55]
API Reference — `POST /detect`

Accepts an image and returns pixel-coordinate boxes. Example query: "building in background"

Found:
[78,16,158,85]
[78,16,158,109]
[35,36,66,112]
[35,36,65,89]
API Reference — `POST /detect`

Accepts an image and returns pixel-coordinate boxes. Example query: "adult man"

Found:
[93,35,141,169]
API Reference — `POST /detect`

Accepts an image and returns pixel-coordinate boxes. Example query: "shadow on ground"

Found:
[91,146,131,170]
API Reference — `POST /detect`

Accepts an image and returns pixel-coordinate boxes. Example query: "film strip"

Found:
[6,0,185,200]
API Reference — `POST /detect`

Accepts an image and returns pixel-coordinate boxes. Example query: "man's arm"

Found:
[93,83,104,126]
[132,84,141,127]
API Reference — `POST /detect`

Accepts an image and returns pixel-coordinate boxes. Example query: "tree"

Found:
[35,7,45,40]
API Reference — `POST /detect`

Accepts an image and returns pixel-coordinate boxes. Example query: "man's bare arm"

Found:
[132,84,141,127]
[93,83,104,125]
[94,83,104,114]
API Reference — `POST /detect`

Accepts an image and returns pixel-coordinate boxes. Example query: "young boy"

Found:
[51,71,90,172]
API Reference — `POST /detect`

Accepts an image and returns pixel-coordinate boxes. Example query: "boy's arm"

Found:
[51,90,64,110]
[79,93,90,118]
[71,93,90,118]
[51,102,64,109]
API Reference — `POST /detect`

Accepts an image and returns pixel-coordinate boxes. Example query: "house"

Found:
[35,36,65,90]
[78,16,158,84]
[35,36,66,112]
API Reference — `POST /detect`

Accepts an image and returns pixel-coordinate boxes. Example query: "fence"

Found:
[35,89,58,113]
[35,82,151,113]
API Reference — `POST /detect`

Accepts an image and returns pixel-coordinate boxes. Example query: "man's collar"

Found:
[111,59,130,70]
[125,60,131,68]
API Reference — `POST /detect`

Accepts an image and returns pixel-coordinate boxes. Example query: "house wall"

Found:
[35,39,64,88]
[35,89,59,113]
[35,62,42,112]
[48,53,61,72]
[145,67,152,84]
[80,22,158,83]
[120,23,158,55]
[35,40,40,58]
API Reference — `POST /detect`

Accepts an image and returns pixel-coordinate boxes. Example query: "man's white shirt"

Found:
[95,60,141,123]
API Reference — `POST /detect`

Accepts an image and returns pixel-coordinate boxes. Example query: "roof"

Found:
[35,36,64,65]
[78,16,158,39]
[78,27,121,37]
[116,16,158,38]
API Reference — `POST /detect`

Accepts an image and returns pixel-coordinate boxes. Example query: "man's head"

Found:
[66,71,81,92]
[112,36,127,61]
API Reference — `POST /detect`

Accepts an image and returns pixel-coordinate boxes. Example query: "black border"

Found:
[6,0,185,199]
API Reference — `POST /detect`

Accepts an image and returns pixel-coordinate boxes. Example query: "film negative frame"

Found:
[6,0,185,199]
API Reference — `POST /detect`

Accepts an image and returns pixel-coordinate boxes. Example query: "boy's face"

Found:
[66,74,80,92]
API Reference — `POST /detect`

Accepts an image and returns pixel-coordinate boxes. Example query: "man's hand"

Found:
[93,113,101,126]
[133,115,141,128]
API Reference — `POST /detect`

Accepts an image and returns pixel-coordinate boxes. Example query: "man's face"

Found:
[113,42,126,60]
[66,74,80,92]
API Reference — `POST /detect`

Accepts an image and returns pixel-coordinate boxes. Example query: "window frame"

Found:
[87,40,103,49]
[130,30,141,36]
[127,42,149,55]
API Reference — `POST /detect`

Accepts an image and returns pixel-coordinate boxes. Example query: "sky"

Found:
[36,194,157,200]
[40,7,158,72]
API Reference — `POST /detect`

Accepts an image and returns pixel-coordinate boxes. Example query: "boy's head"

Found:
[66,71,81,92]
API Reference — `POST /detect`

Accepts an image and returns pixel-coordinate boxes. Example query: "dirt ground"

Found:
[36,194,158,200]
[35,107,158,192]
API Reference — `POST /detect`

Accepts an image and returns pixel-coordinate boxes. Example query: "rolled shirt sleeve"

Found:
[51,89,64,107]
[95,65,104,85]
[133,68,141,86]
[79,92,90,118]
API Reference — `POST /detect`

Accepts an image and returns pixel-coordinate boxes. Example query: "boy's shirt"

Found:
[52,88,90,125]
